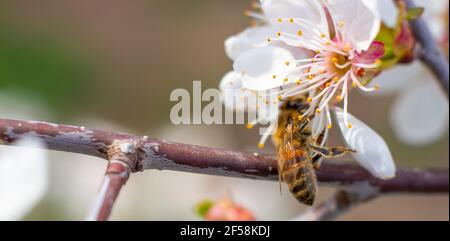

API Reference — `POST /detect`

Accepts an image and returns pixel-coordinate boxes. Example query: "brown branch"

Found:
[0,118,448,190]
[86,161,130,221]
[1,118,448,220]
[403,0,449,95]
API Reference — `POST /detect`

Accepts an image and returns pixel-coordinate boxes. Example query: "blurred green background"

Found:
[0,0,448,220]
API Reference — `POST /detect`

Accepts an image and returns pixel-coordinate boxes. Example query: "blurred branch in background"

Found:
[1,118,448,220]
[402,0,449,95]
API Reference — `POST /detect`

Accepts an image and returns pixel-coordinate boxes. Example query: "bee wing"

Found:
[334,107,396,179]
[0,137,49,220]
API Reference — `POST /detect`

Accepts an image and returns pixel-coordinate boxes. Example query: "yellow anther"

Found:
[272,75,277,79]
[246,123,254,129]
[244,10,251,16]
[338,21,345,28]
[331,57,338,63]
[336,95,343,102]
[289,18,294,23]
[347,123,353,129]
[327,124,333,129]
[285,61,290,66]
[277,32,282,37]
[277,95,283,100]
[297,30,303,36]
[343,44,351,52]
[283,78,289,82]
[326,82,331,88]
[256,104,260,110]
[316,108,321,114]
[315,50,321,54]
[374,84,380,90]
[320,33,326,38]
[351,82,357,88]
[265,100,270,104]
[295,79,302,85]
[257,143,265,149]
[307,97,313,103]
[375,59,382,66]
[277,18,283,23]
[267,38,272,43]
[332,76,340,83]
[298,115,304,121]
[325,41,331,46]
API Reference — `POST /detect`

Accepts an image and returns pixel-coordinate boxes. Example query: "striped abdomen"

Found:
[279,149,317,206]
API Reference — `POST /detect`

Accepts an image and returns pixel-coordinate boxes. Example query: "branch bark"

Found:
[404,0,449,95]
[1,117,448,193]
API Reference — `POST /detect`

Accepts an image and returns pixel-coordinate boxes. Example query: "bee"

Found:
[272,96,354,206]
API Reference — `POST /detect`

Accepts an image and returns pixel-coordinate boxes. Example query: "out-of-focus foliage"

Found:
[0,28,91,118]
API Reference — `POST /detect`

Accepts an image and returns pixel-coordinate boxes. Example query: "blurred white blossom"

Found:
[370,0,449,146]
[0,138,49,220]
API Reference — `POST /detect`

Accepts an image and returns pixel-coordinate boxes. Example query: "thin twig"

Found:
[293,189,377,221]
[86,161,130,221]
[403,0,449,95]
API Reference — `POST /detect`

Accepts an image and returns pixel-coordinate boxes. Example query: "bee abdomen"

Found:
[282,162,317,206]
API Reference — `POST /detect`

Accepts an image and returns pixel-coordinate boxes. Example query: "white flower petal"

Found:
[233,46,296,90]
[367,62,424,96]
[335,107,396,179]
[0,138,49,220]
[260,0,329,35]
[219,71,257,112]
[326,0,381,52]
[390,80,449,146]
[376,0,399,28]
[225,26,276,60]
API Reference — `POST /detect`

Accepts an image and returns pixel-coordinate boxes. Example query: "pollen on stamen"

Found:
[374,84,380,90]
[332,76,340,83]
[307,97,313,103]
[289,18,294,23]
[316,109,321,114]
[315,50,321,54]
[338,21,345,28]
[298,115,304,121]
[285,61,290,66]
[277,95,283,100]
[336,95,343,102]
[283,78,289,83]
[343,44,352,53]
[347,123,353,129]
[295,79,302,85]
[297,30,303,36]
[257,143,265,149]
[267,38,272,43]
[277,32,282,37]
[246,124,255,129]
[272,75,277,79]
[277,18,283,23]
[320,33,326,38]
[351,82,357,88]
[327,124,333,129]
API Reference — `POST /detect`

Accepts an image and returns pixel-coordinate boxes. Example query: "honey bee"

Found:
[272,96,354,206]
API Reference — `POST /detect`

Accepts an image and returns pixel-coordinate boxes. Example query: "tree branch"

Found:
[1,117,448,191]
[404,0,449,95]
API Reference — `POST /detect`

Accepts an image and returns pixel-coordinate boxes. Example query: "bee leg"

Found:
[311,153,323,170]
[308,145,355,158]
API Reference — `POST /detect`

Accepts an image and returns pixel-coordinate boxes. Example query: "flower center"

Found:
[327,52,351,78]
